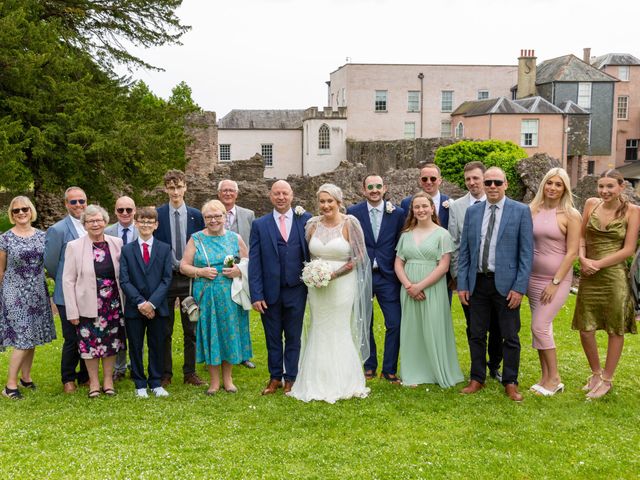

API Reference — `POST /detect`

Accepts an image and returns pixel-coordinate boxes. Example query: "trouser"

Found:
[126,313,167,389]
[57,304,89,384]
[163,273,197,378]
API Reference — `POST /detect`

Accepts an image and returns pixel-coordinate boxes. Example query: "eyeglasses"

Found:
[204,214,225,221]
[420,176,439,183]
[11,207,30,215]
[116,208,134,214]
[85,219,105,225]
[366,184,383,191]
[220,189,237,194]
[166,185,185,191]
[136,220,157,226]
[68,199,86,205]
[484,179,505,187]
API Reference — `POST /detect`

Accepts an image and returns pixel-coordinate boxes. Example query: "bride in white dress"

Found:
[289,184,372,403]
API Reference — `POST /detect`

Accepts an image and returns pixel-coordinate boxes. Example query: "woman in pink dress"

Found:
[527,168,581,396]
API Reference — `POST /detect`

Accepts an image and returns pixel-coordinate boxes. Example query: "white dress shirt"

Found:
[272,208,293,239]
[479,196,506,273]
[70,216,87,237]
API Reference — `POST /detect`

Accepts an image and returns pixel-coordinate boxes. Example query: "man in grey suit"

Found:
[105,196,139,381]
[44,186,90,393]
[457,167,533,402]
[448,162,502,382]
[217,178,256,368]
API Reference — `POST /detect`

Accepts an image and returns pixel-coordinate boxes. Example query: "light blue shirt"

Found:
[479,196,506,273]
[117,223,135,244]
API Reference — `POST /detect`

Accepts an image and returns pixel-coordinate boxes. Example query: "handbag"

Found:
[180,235,211,322]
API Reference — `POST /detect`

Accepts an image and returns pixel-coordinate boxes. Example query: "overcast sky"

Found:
[129,0,639,119]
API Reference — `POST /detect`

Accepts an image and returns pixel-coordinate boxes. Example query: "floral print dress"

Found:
[76,241,126,359]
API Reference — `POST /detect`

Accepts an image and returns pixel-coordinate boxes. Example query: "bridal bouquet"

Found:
[301,259,333,288]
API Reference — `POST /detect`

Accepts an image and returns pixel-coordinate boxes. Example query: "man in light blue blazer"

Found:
[457,167,533,402]
[44,186,89,393]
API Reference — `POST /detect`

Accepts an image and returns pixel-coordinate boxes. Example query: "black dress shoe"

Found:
[241,360,256,369]
[489,370,503,383]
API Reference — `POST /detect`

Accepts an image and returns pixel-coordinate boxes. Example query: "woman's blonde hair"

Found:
[201,199,226,215]
[8,196,37,224]
[529,167,575,214]
[316,183,346,213]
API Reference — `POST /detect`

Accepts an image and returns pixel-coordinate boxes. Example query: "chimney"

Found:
[583,47,591,64]
[516,49,537,99]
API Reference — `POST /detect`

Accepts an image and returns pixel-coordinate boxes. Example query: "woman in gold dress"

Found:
[572,169,639,399]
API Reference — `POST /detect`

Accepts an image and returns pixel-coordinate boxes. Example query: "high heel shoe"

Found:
[586,376,612,400]
[534,383,565,397]
[582,371,602,391]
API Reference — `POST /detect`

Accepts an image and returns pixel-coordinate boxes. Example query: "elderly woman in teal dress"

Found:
[180,199,251,395]
[394,192,463,388]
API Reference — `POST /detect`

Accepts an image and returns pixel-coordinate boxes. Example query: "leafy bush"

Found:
[434,140,527,199]
[0,213,11,233]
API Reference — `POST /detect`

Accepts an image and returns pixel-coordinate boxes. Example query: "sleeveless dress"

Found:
[396,227,463,387]
[192,230,252,366]
[572,203,636,335]
[527,208,572,350]
[0,230,56,350]
[289,221,370,403]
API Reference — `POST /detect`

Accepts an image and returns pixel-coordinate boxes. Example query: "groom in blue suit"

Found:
[249,180,311,395]
[457,167,533,402]
[347,174,405,383]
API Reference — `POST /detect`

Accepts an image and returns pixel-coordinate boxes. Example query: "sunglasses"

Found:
[68,199,86,205]
[366,184,383,190]
[11,207,30,215]
[484,179,505,187]
[420,176,438,183]
[116,208,134,214]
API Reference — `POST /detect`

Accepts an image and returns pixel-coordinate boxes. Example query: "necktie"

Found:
[474,200,481,205]
[121,227,129,245]
[142,242,150,265]
[370,208,380,241]
[174,210,183,260]
[481,205,497,273]
[279,214,288,242]
[225,211,232,230]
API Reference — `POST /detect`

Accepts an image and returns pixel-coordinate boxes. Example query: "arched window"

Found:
[318,124,330,152]
[455,122,464,138]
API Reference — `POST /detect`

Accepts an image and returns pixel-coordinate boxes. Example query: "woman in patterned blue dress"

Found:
[181,199,251,395]
[0,196,56,400]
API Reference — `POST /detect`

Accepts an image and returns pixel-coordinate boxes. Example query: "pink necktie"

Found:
[279,214,288,242]
[142,243,150,265]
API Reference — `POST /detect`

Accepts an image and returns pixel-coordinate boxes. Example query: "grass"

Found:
[1,295,639,479]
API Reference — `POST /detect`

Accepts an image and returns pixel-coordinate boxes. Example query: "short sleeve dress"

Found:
[0,229,56,350]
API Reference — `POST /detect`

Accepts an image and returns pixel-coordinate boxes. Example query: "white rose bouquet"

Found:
[224,255,237,268]
[301,259,333,288]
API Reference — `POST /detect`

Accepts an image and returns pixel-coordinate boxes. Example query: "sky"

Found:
[128,0,640,119]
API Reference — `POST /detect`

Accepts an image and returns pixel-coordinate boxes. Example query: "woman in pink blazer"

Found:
[63,205,125,398]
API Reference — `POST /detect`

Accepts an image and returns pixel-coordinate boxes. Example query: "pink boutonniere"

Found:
[442,200,450,209]
[385,202,396,214]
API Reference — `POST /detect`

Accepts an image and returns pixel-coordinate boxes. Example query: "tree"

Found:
[434,140,527,199]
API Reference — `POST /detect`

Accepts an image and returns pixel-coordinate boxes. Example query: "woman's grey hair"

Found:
[81,204,110,225]
[317,183,346,213]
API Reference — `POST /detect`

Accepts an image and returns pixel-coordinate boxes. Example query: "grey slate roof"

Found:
[453,96,565,117]
[592,53,640,69]
[218,110,304,129]
[513,97,564,114]
[536,54,617,83]
[558,100,590,115]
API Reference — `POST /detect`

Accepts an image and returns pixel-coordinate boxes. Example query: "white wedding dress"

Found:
[289,221,370,403]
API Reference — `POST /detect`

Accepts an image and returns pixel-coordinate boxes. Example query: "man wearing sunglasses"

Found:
[457,167,533,402]
[347,174,405,383]
[44,186,90,393]
[105,196,139,381]
[401,163,450,229]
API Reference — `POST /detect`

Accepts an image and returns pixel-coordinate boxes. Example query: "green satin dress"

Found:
[572,204,636,335]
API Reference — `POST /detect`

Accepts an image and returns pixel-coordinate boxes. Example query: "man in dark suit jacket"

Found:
[347,174,405,383]
[457,167,533,402]
[44,186,89,393]
[120,207,173,398]
[248,180,311,395]
[401,163,450,229]
[154,169,205,387]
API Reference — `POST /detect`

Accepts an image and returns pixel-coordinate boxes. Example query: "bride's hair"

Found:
[317,183,346,213]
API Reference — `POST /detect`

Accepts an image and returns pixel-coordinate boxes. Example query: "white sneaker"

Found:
[135,388,149,398]
[152,386,169,397]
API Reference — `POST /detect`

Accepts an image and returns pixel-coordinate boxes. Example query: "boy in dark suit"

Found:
[120,207,173,398]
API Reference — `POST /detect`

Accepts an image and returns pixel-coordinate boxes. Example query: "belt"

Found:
[477,272,495,278]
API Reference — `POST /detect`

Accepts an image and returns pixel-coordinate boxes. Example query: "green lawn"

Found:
[1,295,639,479]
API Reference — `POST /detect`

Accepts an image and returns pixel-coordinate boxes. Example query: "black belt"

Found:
[477,272,495,278]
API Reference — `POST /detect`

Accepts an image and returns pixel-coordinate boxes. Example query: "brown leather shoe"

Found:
[261,378,282,395]
[161,376,172,387]
[505,383,523,402]
[184,373,206,386]
[63,381,77,394]
[283,380,294,394]
[364,370,376,380]
[460,380,485,395]
[380,372,402,384]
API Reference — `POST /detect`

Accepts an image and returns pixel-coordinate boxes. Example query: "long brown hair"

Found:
[599,169,628,219]
[402,192,440,232]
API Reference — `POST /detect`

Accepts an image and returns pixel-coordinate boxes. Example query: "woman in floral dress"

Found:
[62,205,126,398]
[0,196,56,400]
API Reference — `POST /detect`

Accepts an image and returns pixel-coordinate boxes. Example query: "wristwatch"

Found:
[552,278,560,285]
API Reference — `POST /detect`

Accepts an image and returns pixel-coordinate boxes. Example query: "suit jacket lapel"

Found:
[132,243,147,273]
[267,214,279,255]
[496,199,511,243]
[360,203,375,245]
[65,216,79,240]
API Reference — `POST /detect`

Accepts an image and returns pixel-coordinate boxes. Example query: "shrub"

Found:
[434,140,527,199]
[0,213,11,233]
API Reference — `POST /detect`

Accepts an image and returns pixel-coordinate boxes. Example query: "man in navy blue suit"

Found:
[154,170,205,387]
[119,207,173,398]
[347,174,405,383]
[401,163,450,229]
[457,167,533,402]
[249,180,311,395]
